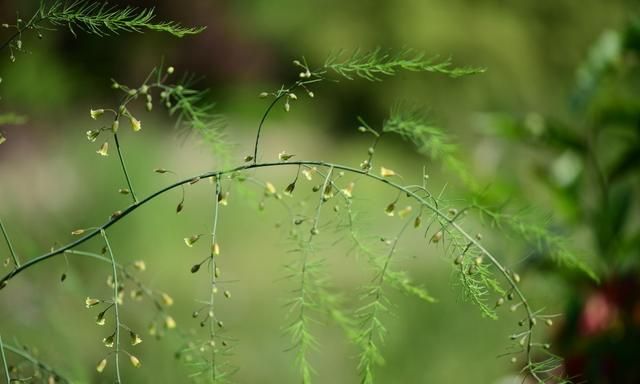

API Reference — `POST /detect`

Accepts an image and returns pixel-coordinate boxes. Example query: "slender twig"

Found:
[252,78,322,164]
[253,94,286,164]
[101,229,122,383]
[209,179,221,382]
[0,333,10,384]
[0,159,543,380]
[113,132,138,204]
[0,218,20,267]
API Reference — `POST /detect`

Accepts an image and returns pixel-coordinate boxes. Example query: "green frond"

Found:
[476,204,599,282]
[384,269,436,303]
[383,106,473,185]
[164,78,228,157]
[39,1,205,37]
[324,48,484,81]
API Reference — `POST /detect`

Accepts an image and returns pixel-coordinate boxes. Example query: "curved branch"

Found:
[0,158,542,380]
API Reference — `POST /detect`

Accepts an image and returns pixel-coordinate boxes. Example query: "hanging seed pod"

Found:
[414,216,422,228]
[431,230,443,243]
[102,334,114,347]
[284,182,296,195]
[384,203,396,216]
[96,311,106,326]
[190,263,201,273]
[130,331,142,346]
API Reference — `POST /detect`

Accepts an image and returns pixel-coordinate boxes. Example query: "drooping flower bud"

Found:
[96,358,107,373]
[90,109,105,120]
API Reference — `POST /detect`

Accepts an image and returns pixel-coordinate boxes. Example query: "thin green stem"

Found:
[253,94,287,164]
[0,218,19,267]
[209,180,221,382]
[101,229,122,383]
[0,333,10,384]
[113,132,138,204]
[252,78,323,164]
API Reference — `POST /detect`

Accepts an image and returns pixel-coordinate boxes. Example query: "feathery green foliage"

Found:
[38,1,205,37]
[382,106,472,185]
[324,48,485,81]
[475,204,598,282]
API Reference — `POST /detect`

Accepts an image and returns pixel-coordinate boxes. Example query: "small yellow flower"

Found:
[86,130,100,142]
[161,293,174,306]
[278,151,294,161]
[71,229,85,235]
[90,109,104,120]
[184,235,201,247]
[302,167,317,181]
[96,312,106,326]
[96,358,107,373]
[398,206,413,218]
[148,322,157,336]
[212,243,220,256]
[265,182,276,195]
[133,260,146,271]
[96,142,109,156]
[85,297,100,308]
[380,166,396,178]
[431,230,443,243]
[164,315,176,329]
[129,354,142,368]
[130,117,141,132]
[0,133,6,145]
[341,182,355,198]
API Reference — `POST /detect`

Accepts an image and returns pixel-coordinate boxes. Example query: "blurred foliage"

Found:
[475,16,640,384]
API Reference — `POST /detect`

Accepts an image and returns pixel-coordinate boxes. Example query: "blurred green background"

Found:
[1,1,639,383]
